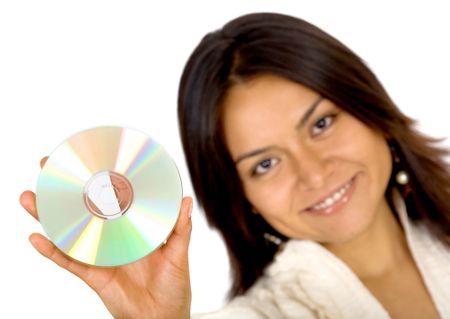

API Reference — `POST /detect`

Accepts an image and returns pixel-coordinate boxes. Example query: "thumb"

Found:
[161,197,193,264]
[28,233,90,280]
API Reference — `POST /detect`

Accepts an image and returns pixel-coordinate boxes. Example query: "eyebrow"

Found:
[295,96,323,130]
[234,96,324,165]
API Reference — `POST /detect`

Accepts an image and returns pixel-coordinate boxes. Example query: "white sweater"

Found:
[192,191,450,318]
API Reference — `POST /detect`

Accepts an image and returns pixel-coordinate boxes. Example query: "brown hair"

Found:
[177,12,450,298]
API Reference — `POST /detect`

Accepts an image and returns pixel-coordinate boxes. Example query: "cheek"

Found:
[353,128,391,174]
[334,120,390,166]
[339,125,393,193]
[370,137,393,184]
[243,177,293,217]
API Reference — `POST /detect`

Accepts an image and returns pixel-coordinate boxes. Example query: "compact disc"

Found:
[36,126,183,267]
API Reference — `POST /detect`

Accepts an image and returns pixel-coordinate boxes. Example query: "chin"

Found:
[320,209,377,245]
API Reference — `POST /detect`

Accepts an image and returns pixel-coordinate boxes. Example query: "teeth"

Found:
[310,181,352,211]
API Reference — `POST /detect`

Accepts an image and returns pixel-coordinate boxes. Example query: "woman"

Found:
[21,12,450,319]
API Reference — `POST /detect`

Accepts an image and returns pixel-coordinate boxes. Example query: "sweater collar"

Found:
[263,188,450,318]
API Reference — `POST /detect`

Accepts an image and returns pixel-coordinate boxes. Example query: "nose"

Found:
[293,146,334,191]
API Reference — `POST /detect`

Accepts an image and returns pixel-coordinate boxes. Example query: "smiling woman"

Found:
[19,10,450,319]
[178,12,450,319]
[222,75,393,244]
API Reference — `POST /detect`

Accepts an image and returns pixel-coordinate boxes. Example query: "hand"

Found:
[20,157,193,319]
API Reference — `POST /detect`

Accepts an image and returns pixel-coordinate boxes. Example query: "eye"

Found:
[252,158,279,176]
[311,114,336,136]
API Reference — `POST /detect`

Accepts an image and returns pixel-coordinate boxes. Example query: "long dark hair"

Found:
[177,12,450,298]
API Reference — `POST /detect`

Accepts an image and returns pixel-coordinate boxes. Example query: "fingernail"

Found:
[29,234,37,247]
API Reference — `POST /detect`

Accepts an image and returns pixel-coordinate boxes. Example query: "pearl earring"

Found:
[390,143,412,197]
[391,145,410,186]
[396,170,409,185]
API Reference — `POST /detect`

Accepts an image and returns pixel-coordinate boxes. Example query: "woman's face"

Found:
[222,74,393,244]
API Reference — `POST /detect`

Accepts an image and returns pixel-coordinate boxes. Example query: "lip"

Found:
[302,174,358,216]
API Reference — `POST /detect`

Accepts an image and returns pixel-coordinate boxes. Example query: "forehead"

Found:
[223,74,316,109]
[221,75,319,153]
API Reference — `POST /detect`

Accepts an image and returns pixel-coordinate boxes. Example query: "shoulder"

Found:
[191,274,319,318]
[192,240,362,319]
[191,304,273,319]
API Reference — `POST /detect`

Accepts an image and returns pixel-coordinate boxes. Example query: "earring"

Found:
[396,170,409,185]
[390,145,409,185]
[264,233,283,246]
[390,144,412,196]
[264,232,286,254]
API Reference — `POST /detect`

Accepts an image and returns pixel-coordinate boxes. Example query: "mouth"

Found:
[303,174,357,216]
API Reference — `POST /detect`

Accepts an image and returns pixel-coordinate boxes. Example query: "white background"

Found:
[1,1,449,318]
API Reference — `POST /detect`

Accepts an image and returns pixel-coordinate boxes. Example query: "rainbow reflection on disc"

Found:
[36,126,183,267]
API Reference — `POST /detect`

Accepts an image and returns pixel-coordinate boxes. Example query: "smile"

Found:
[304,175,357,215]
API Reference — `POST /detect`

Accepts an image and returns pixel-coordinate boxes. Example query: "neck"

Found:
[322,198,411,279]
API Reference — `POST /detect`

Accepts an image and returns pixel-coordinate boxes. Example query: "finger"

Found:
[20,191,39,221]
[40,156,49,169]
[29,233,89,280]
[21,156,49,220]
[172,197,193,240]
[162,197,193,261]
